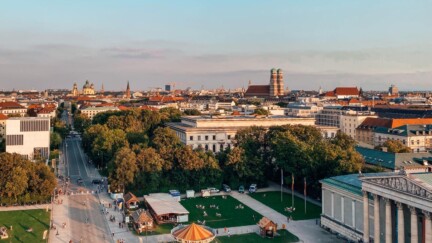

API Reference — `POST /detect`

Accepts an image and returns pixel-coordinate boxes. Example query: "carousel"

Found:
[171,223,216,243]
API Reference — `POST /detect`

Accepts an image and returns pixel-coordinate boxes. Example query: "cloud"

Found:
[100,47,183,59]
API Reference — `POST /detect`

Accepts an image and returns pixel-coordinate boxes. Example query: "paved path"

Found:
[0,204,51,212]
[230,191,342,243]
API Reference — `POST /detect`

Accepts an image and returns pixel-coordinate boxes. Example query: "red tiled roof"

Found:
[0,114,8,120]
[38,107,55,114]
[149,96,184,103]
[324,91,335,97]
[359,117,393,129]
[245,85,270,95]
[349,98,361,104]
[334,87,359,96]
[0,102,25,109]
[359,117,432,129]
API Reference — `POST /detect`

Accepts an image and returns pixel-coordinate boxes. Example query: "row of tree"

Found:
[218,125,364,196]
[78,106,365,197]
[0,153,57,205]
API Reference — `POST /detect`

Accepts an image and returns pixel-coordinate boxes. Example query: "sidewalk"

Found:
[262,181,322,207]
[230,191,341,243]
[48,153,73,243]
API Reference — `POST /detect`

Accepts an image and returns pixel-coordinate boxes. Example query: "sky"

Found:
[1,0,432,91]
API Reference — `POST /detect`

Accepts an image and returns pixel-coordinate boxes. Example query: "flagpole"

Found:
[304,177,307,214]
[292,174,294,208]
[280,169,283,202]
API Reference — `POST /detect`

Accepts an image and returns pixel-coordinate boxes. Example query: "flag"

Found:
[304,177,307,196]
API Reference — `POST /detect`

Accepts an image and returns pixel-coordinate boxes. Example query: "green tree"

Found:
[377,140,411,153]
[73,113,91,134]
[109,147,138,193]
[253,108,270,116]
[184,109,202,115]
[50,132,62,150]
[159,107,182,122]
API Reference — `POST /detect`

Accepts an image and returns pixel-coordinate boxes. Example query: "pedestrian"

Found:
[224,227,227,233]
[119,222,121,228]
[228,229,230,237]
[112,233,115,237]
[216,229,219,235]
[315,219,318,225]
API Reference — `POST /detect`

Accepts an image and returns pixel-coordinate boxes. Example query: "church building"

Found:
[245,68,285,98]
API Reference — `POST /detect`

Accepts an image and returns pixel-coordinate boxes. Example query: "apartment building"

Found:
[339,111,377,139]
[81,106,120,120]
[374,125,432,152]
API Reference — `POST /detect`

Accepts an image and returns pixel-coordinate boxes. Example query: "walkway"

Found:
[230,191,342,243]
[0,204,50,212]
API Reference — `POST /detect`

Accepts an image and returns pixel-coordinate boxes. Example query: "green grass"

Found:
[0,209,50,243]
[214,230,300,243]
[249,192,321,220]
[180,196,263,228]
[131,223,174,236]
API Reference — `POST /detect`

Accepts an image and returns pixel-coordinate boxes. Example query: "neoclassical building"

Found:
[70,80,96,96]
[321,171,432,242]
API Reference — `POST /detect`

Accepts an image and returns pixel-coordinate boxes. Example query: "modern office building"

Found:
[5,117,50,160]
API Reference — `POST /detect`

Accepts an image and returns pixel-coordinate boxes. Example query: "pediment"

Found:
[362,175,432,201]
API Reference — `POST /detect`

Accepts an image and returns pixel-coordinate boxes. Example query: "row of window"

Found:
[6,134,24,146]
[190,134,231,141]
[201,143,231,152]
[20,120,49,132]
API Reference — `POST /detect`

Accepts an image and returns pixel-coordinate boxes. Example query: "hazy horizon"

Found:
[1,1,432,91]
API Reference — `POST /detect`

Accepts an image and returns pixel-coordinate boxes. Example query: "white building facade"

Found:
[167,115,315,153]
[6,117,50,160]
[340,111,377,139]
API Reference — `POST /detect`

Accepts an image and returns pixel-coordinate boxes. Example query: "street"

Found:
[49,110,112,243]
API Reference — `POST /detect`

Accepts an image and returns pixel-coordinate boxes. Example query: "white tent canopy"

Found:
[144,193,189,216]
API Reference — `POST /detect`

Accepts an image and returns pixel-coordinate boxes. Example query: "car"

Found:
[92,179,102,184]
[249,184,257,193]
[77,178,84,184]
[207,187,220,193]
[169,190,181,197]
[222,184,231,192]
[238,185,245,193]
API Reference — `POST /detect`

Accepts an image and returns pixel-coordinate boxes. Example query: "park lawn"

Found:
[180,195,263,228]
[0,209,50,243]
[132,223,174,236]
[249,191,321,220]
[214,230,300,243]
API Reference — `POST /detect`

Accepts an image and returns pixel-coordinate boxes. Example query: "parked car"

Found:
[238,185,245,193]
[77,178,84,185]
[249,184,257,193]
[169,190,181,197]
[207,187,220,193]
[92,179,102,184]
[222,184,231,192]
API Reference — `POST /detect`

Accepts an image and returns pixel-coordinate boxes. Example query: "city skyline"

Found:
[1,0,432,91]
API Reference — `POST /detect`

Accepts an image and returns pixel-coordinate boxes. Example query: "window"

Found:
[198,136,201,141]
[205,135,208,141]
[227,135,231,139]
[212,144,216,152]
[205,145,208,151]
[220,144,224,151]
[411,140,414,145]
[190,136,193,141]
[6,134,24,146]
[417,140,420,145]
[213,135,216,140]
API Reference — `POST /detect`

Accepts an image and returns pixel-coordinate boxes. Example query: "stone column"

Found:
[385,198,392,243]
[373,194,380,242]
[423,211,432,243]
[363,190,370,243]
[409,206,418,243]
[396,202,404,243]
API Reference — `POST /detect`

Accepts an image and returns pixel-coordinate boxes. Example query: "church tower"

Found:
[100,83,105,95]
[269,68,278,97]
[125,81,131,99]
[276,69,284,96]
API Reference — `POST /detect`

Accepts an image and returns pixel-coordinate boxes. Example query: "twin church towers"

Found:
[269,68,284,97]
